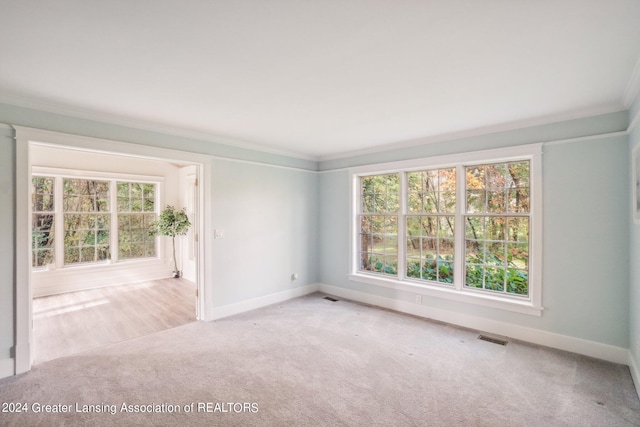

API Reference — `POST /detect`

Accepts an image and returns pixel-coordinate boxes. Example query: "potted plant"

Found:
[150,205,191,278]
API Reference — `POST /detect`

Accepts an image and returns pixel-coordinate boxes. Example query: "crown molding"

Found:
[0,93,318,162]
[317,104,626,162]
[624,55,640,108]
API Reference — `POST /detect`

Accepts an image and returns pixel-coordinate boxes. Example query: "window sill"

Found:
[348,273,543,317]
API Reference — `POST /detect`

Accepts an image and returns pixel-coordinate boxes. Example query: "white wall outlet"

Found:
[415,295,422,304]
[291,273,299,281]
[214,229,225,239]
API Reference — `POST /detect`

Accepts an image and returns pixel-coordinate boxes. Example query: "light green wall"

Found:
[0,103,318,171]
[0,125,15,363]
[318,115,631,348]
[630,98,640,362]
[211,158,319,306]
[319,111,629,171]
[0,104,319,375]
[0,100,635,377]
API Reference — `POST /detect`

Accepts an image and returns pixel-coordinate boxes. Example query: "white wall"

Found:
[30,145,183,296]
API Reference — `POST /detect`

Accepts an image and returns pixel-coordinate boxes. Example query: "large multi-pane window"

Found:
[352,145,541,313]
[32,174,159,268]
[117,182,157,259]
[32,176,55,267]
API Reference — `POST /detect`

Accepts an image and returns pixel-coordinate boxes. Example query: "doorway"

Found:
[15,127,213,373]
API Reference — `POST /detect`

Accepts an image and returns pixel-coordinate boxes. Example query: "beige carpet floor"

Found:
[0,293,639,426]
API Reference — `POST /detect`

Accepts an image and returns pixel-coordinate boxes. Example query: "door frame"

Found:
[15,126,214,374]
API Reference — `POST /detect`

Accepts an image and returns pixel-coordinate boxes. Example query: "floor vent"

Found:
[478,335,508,346]
[323,296,338,302]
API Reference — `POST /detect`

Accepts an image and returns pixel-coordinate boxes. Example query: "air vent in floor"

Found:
[323,296,338,302]
[478,335,508,346]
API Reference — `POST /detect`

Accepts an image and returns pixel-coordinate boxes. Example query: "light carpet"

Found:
[0,293,639,426]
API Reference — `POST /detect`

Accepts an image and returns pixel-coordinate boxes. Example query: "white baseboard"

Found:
[629,352,640,400]
[33,261,173,297]
[0,357,14,379]
[318,283,629,365]
[211,283,320,320]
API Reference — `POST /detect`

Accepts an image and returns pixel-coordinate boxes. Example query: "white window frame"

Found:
[348,144,543,316]
[32,166,164,269]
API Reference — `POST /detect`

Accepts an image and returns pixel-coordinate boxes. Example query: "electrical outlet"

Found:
[415,295,422,304]
[214,229,225,239]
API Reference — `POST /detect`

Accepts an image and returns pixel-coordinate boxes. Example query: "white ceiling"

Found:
[1,1,639,160]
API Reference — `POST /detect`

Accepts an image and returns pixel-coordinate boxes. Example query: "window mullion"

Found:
[454,164,465,291]
[110,180,118,262]
[397,172,407,279]
[54,177,64,269]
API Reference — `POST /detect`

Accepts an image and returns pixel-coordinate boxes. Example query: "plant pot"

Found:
[173,271,182,278]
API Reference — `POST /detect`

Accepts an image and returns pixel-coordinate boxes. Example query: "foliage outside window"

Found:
[32,173,161,268]
[354,149,539,308]
[359,174,399,276]
[117,182,157,259]
[63,179,111,264]
[465,162,530,295]
[406,168,456,284]
[32,176,55,267]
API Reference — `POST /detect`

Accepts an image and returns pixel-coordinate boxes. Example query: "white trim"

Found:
[211,284,320,320]
[210,154,318,174]
[318,105,624,162]
[32,259,172,298]
[319,131,629,173]
[32,165,165,183]
[629,351,640,401]
[349,144,543,315]
[633,144,640,225]
[0,93,317,161]
[15,133,31,374]
[630,107,640,134]
[542,130,629,147]
[624,55,640,108]
[348,273,542,316]
[14,126,213,374]
[318,283,629,365]
[349,143,543,175]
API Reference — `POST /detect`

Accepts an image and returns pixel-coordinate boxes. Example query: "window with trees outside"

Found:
[32,176,55,267]
[32,174,159,268]
[117,182,157,259]
[351,145,542,315]
[63,178,111,264]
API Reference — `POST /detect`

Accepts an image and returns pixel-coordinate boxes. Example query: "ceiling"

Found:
[1,1,639,160]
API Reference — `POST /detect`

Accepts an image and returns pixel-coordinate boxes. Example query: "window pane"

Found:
[485,267,505,291]
[358,175,398,276]
[466,265,484,288]
[487,190,506,213]
[466,190,485,213]
[465,217,484,240]
[507,218,528,242]
[508,188,529,213]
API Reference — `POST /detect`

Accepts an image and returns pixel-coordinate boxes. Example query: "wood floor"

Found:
[32,278,196,365]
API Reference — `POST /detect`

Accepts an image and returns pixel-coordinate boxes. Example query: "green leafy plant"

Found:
[150,205,191,277]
